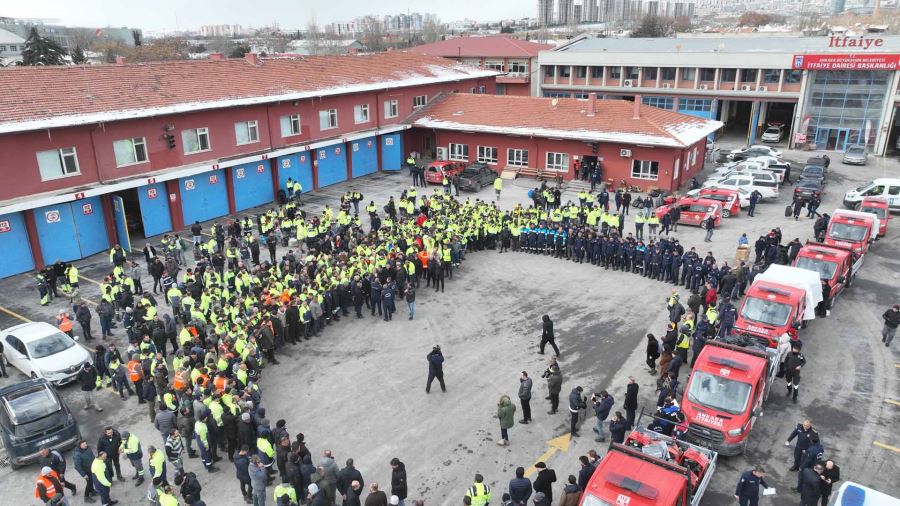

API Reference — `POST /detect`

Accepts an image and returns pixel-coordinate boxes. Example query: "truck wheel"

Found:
[846,273,854,288]
[801,320,809,329]
[722,209,731,218]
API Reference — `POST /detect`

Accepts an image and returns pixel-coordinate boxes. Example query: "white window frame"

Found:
[478,85,486,94]
[354,104,370,124]
[280,114,301,137]
[449,143,469,161]
[631,159,660,180]
[36,147,80,181]
[413,95,427,108]
[508,60,528,75]
[477,146,498,164]
[507,148,529,167]
[485,60,504,71]
[113,137,149,167]
[181,127,211,154]
[384,99,399,119]
[319,109,338,130]
[546,152,569,171]
[234,120,260,145]
[674,158,681,180]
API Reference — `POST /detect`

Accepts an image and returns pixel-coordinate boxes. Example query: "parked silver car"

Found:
[842,145,868,165]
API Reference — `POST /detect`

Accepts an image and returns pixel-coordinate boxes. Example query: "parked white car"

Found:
[704,175,778,199]
[712,160,767,176]
[727,145,782,160]
[1,322,92,386]
[760,125,784,143]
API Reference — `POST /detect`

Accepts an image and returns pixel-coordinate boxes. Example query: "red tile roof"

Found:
[406,94,722,148]
[409,36,553,58]
[0,52,498,134]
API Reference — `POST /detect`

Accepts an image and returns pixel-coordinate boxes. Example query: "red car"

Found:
[695,187,741,218]
[655,197,723,228]
[857,196,890,236]
[424,161,465,184]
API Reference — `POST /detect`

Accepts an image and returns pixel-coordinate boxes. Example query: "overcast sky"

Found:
[3,0,534,32]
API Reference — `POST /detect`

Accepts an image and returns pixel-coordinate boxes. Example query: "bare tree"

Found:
[305,16,323,55]
[421,18,443,44]
[360,16,387,52]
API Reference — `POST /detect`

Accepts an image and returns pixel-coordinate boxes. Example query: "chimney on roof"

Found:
[633,94,642,120]
[115,56,126,66]
[245,52,260,66]
[587,92,597,117]
[209,53,225,60]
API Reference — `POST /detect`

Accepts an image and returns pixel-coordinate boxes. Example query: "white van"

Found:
[828,481,900,505]
[704,174,778,199]
[843,178,900,211]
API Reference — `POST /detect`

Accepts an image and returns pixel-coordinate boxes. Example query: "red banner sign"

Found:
[793,53,900,70]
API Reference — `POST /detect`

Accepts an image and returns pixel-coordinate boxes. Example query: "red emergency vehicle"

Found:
[733,265,821,348]
[579,427,717,506]
[792,242,860,306]
[695,188,741,217]
[680,338,787,456]
[654,198,723,227]
[857,197,890,236]
[424,161,465,184]
[824,209,878,256]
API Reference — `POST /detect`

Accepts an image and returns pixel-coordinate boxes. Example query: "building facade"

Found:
[409,36,553,96]
[538,35,900,154]
[405,93,720,192]
[0,52,497,278]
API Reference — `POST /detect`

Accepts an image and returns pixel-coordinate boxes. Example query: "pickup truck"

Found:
[580,426,717,506]
[825,209,879,257]
[733,265,822,348]
[681,336,789,456]
[792,242,861,309]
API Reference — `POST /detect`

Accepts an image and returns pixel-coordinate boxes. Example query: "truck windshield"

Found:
[794,257,838,280]
[688,371,752,415]
[859,206,886,219]
[740,297,791,326]
[828,222,867,242]
[580,496,616,506]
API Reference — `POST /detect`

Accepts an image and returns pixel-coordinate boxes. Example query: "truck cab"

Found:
[843,177,900,212]
[857,197,890,237]
[580,427,717,506]
[825,209,879,256]
[792,242,858,306]
[734,281,807,347]
[680,340,779,455]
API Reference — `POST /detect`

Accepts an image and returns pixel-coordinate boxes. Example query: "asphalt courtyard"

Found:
[0,149,897,506]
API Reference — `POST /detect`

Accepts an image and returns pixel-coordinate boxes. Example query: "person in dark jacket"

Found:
[734,466,769,506]
[518,371,533,424]
[75,303,93,341]
[819,460,840,505]
[576,456,595,492]
[77,363,103,412]
[608,412,629,444]
[623,377,639,428]
[338,458,365,504]
[786,420,818,471]
[532,462,557,504]
[798,434,824,491]
[364,483,388,506]
[425,345,446,393]
[591,391,614,442]
[882,304,900,347]
[568,387,587,437]
[539,315,560,356]
[73,440,97,502]
[178,471,203,504]
[543,359,563,414]
[645,334,660,375]
[97,426,125,481]
[800,464,824,506]
[233,446,253,504]
[39,446,78,495]
[508,466,532,505]
[389,458,407,506]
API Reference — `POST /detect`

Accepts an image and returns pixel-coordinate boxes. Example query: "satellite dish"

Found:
[551,98,559,107]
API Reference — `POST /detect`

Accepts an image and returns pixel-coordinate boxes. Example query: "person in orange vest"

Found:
[127,354,146,405]
[56,310,74,338]
[172,368,189,393]
[35,466,66,505]
[213,371,228,392]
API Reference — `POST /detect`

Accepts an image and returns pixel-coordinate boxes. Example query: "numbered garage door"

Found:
[137,182,173,238]
[381,133,404,171]
[180,170,228,225]
[351,136,378,178]
[316,143,348,188]
[232,161,274,212]
[276,153,313,194]
[34,196,110,262]
[0,212,35,278]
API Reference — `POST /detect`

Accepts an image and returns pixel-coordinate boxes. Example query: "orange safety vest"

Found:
[173,370,189,391]
[196,373,209,388]
[35,470,60,499]
[127,360,142,382]
[58,316,73,333]
[213,375,227,392]
[418,251,429,269]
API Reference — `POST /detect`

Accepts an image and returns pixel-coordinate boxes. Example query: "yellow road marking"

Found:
[874,441,900,453]
[0,305,32,323]
[885,399,900,407]
[524,434,571,478]
[79,274,104,286]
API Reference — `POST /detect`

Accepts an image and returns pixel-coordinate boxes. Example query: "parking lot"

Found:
[0,148,898,505]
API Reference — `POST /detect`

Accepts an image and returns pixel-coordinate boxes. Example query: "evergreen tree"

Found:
[71,45,87,64]
[20,27,67,66]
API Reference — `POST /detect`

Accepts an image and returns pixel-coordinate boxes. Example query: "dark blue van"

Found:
[0,378,80,468]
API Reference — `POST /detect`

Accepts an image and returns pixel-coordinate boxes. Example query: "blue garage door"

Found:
[232,161,274,212]
[0,212,35,278]
[316,143,348,188]
[137,182,173,238]
[180,170,228,225]
[111,195,131,253]
[277,153,313,194]
[381,133,403,171]
[351,136,378,178]
[34,197,109,262]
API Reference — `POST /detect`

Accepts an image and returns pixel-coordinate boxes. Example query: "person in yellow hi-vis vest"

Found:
[494,176,502,200]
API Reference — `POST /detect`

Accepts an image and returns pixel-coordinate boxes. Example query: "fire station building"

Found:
[0,52,497,278]
[405,92,721,192]
[538,35,900,154]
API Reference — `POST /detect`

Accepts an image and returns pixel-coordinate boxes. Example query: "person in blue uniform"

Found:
[734,466,769,506]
